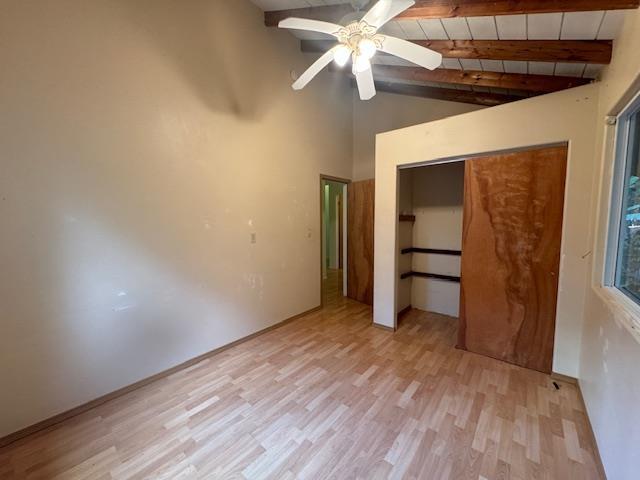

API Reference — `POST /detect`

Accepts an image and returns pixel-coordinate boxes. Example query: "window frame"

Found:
[605,90,640,304]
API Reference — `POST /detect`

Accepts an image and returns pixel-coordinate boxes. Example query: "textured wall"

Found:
[0,0,353,437]
[352,91,484,181]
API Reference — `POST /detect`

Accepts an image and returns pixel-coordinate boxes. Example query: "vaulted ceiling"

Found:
[251,0,640,105]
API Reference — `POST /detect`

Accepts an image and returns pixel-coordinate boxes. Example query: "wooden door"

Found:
[458,145,567,373]
[348,179,374,305]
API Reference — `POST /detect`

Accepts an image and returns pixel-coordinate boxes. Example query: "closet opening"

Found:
[395,145,567,374]
[397,161,464,336]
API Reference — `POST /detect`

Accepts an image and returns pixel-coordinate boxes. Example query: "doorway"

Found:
[321,176,349,305]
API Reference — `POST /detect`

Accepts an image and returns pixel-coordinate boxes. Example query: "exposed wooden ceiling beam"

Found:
[370,64,591,93]
[302,39,613,64]
[364,80,526,106]
[266,0,639,26]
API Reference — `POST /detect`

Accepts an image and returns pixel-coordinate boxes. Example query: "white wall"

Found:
[578,8,640,480]
[0,0,353,438]
[353,91,484,180]
[410,163,464,317]
[374,83,600,377]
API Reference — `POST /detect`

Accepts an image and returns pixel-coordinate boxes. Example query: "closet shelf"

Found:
[399,214,416,222]
[401,247,462,256]
[400,271,461,283]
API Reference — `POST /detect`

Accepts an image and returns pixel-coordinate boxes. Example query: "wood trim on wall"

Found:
[0,305,321,449]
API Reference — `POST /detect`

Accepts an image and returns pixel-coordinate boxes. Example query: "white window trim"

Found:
[601,87,640,345]
[595,286,640,344]
[605,91,640,285]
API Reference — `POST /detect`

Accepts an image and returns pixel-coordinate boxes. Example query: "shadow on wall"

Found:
[0,0,353,439]
[412,162,465,208]
[115,0,283,119]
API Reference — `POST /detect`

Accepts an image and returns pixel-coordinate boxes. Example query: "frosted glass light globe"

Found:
[359,38,377,60]
[333,44,352,67]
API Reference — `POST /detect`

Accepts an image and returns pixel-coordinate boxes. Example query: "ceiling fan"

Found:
[279,0,443,100]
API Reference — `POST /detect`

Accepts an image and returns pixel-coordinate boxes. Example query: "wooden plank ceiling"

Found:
[251,0,639,105]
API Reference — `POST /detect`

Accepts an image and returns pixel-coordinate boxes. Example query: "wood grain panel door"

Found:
[458,145,567,373]
[347,179,374,305]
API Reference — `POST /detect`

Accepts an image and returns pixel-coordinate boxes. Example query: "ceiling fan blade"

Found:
[278,18,342,37]
[378,36,442,70]
[355,68,376,101]
[292,49,335,90]
[362,0,415,30]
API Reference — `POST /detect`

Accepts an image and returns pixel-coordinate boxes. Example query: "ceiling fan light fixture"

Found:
[358,37,377,60]
[278,0,442,100]
[333,44,352,67]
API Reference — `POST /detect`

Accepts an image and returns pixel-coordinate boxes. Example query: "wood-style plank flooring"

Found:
[0,270,602,479]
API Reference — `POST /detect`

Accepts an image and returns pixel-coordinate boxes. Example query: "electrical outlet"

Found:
[251,233,256,244]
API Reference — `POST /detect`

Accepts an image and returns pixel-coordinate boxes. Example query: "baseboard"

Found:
[397,305,412,319]
[372,322,396,332]
[551,372,578,385]
[575,379,608,480]
[0,305,321,449]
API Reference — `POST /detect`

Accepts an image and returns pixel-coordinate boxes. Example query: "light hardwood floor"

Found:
[0,274,602,479]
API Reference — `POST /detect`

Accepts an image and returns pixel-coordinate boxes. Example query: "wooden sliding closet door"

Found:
[347,179,374,305]
[458,145,567,373]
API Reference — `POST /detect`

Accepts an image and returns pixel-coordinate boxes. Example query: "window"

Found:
[611,96,640,303]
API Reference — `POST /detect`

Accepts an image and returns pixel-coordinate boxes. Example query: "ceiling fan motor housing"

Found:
[337,22,384,53]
